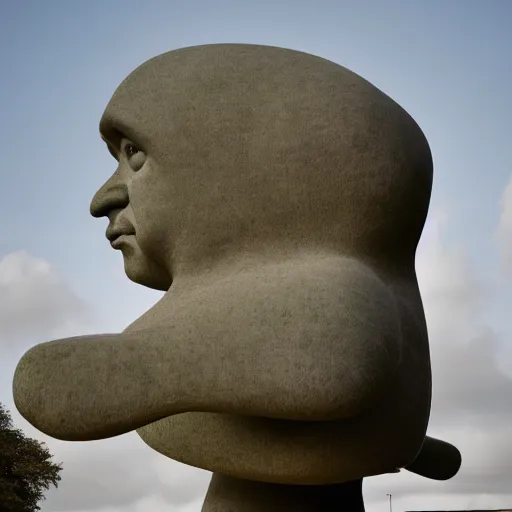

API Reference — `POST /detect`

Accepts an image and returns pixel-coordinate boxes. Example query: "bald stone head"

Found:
[90,43,432,291]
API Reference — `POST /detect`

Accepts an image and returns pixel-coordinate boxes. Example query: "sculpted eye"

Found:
[125,143,140,158]
[123,141,146,172]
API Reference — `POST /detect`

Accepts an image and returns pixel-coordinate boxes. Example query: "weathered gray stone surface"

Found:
[13,44,460,511]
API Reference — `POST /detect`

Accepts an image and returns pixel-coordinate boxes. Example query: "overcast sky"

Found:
[1,1,511,511]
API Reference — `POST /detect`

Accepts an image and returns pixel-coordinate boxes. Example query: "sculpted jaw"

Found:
[13,44,460,503]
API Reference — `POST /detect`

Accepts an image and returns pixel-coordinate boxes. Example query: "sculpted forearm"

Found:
[13,256,403,441]
[13,334,157,440]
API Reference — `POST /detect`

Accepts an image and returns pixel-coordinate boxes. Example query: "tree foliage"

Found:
[0,403,62,511]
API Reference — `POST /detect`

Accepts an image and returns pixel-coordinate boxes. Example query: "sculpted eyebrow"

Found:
[100,115,143,147]
[107,144,119,161]
[100,117,140,162]
[100,134,120,161]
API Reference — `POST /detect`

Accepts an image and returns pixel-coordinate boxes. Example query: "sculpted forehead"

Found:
[100,44,433,261]
[100,44,404,150]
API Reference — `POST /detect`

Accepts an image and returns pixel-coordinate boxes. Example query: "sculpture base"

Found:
[202,473,365,512]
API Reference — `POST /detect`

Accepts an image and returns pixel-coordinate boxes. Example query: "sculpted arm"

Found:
[13,256,403,441]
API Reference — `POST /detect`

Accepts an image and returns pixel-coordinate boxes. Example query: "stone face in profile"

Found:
[13,44,460,510]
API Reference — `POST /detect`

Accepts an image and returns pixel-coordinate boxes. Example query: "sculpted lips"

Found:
[106,224,136,247]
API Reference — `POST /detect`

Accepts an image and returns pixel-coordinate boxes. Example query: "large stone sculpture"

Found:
[13,44,461,511]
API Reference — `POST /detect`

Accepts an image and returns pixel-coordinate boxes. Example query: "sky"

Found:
[0,0,511,511]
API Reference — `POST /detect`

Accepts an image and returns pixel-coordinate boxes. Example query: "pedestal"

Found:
[202,473,365,512]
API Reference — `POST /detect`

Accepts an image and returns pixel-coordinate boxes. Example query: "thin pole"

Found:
[386,493,392,512]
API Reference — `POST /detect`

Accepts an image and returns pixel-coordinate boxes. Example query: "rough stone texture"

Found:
[13,44,461,511]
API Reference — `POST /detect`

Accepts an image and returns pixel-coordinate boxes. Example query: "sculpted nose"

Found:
[90,172,129,218]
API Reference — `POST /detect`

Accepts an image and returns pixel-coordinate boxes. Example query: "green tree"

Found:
[0,403,62,511]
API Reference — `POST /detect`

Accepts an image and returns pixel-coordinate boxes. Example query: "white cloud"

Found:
[496,173,512,274]
[71,496,204,512]
[417,215,511,427]
[0,251,93,351]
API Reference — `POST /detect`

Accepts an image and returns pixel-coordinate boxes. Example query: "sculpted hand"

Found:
[405,436,461,480]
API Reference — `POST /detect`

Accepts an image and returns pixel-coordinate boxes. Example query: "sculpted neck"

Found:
[169,246,343,293]
[202,474,365,512]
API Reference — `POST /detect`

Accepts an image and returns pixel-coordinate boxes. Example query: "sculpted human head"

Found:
[90,44,433,290]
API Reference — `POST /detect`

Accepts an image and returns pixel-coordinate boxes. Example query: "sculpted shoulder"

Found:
[125,252,400,335]
[125,252,406,418]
